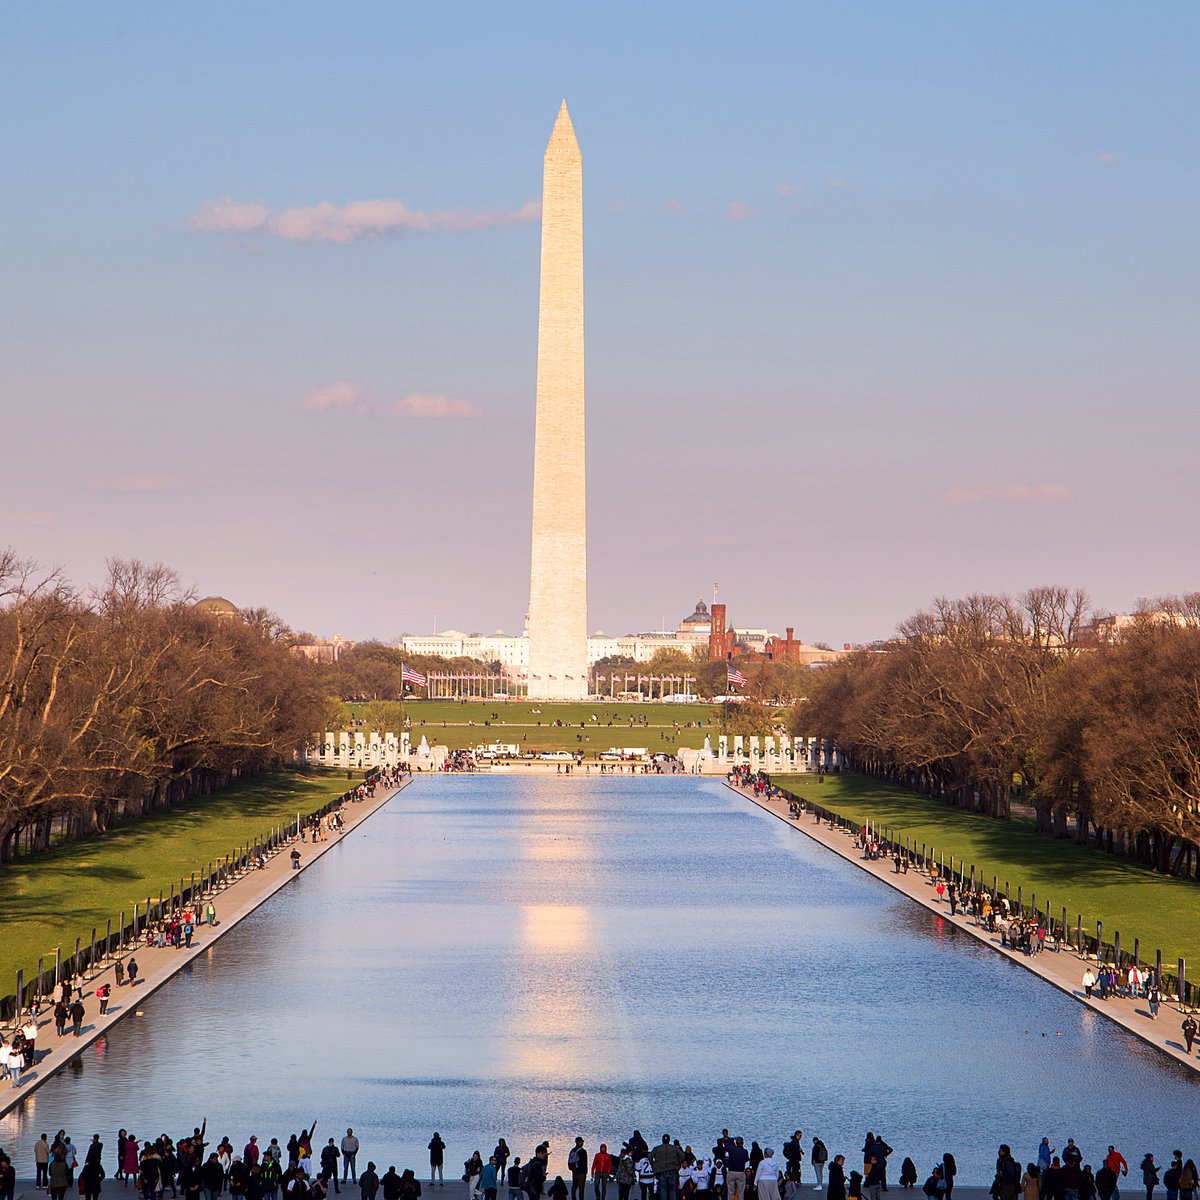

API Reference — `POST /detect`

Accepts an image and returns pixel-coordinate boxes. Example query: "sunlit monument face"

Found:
[527,102,588,702]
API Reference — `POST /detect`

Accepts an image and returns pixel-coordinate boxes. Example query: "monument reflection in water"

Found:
[3,776,1197,1181]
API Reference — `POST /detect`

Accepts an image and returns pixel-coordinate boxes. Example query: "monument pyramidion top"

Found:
[545,99,580,160]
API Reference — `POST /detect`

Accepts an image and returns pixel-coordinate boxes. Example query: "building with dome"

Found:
[192,595,240,620]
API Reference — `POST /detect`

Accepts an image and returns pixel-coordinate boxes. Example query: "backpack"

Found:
[518,1167,530,1190]
[812,1142,827,1166]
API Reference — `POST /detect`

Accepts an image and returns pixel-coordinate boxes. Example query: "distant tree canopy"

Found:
[794,587,1200,877]
[0,553,330,864]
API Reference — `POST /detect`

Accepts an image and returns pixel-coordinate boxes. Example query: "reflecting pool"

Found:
[2,776,1196,1182]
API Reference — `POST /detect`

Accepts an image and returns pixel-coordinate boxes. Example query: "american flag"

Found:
[727,663,747,687]
[401,664,426,688]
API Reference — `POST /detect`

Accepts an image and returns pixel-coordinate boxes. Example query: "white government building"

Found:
[399,601,762,668]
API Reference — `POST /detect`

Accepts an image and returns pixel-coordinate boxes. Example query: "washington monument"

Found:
[527,101,588,701]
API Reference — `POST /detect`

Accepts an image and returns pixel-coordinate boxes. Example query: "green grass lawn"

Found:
[340,699,723,752]
[0,769,358,987]
[773,772,1200,967]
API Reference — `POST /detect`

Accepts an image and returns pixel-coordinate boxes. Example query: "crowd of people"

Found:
[9,1126,1198,1200]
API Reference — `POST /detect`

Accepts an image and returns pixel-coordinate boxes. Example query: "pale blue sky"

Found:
[2,3,1197,643]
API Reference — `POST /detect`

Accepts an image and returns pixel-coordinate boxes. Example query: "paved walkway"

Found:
[727,781,1200,1074]
[0,778,408,1119]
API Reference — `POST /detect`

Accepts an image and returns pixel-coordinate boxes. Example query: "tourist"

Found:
[1,1154,17,1200]
[381,1169,401,1200]
[494,1146,510,1183]
[359,1164,379,1200]
[784,1137,804,1187]
[54,999,69,1036]
[321,1141,342,1193]
[756,1151,782,1200]
[1021,1166,1040,1200]
[636,1155,656,1200]
[342,1133,360,1185]
[97,983,112,1015]
[827,1159,846,1200]
[399,1170,422,1200]
[1179,1160,1197,1200]
[70,997,86,1036]
[593,1145,615,1200]
[480,1159,499,1200]
[526,1147,548,1200]
[726,1141,750,1200]
[1105,1149,1129,1198]
[37,1133,52,1187]
[23,1015,38,1067]
[428,1136,445,1188]
[942,1154,956,1200]
[570,1141,590,1200]
[1142,1157,1160,1200]
[550,1180,570,1200]
[1183,1015,1198,1055]
[465,1152,483,1199]
[128,957,140,987]
[509,1159,525,1200]
[49,1145,73,1200]
[811,1143,828,1193]
[992,1146,1020,1200]
[652,1137,683,1200]
[1161,1156,1181,1200]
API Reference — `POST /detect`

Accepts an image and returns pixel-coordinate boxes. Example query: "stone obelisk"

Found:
[527,101,587,701]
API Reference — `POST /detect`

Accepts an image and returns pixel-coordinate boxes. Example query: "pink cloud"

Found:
[776,182,805,197]
[827,176,853,190]
[1093,152,1120,165]
[302,381,368,412]
[302,384,480,420]
[722,201,754,221]
[939,482,1073,507]
[661,199,686,215]
[91,474,183,494]
[188,197,271,233]
[0,510,54,526]
[190,197,539,244]
[382,394,482,420]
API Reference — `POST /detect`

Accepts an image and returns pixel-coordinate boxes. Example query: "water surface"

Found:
[2,776,1195,1181]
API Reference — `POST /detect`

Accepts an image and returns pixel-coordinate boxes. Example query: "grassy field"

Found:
[0,769,358,986]
[340,699,724,752]
[774,773,1200,966]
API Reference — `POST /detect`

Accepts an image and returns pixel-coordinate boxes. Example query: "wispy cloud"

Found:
[939,482,1072,507]
[380,394,481,420]
[827,176,853,190]
[661,199,686,215]
[91,475,183,494]
[301,383,480,420]
[608,198,633,213]
[0,510,54,527]
[776,182,805,197]
[301,381,369,413]
[1093,152,1120,165]
[189,196,540,244]
[722,201,754,221]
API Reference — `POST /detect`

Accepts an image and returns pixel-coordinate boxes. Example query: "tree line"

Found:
[795,586,1200,878]
[0,553,332,865]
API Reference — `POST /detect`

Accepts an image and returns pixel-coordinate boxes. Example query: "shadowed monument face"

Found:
[527,101,588,702]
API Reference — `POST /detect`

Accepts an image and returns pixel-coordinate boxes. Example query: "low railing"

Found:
[1,770,381,1024]
[763,778,1195,1011]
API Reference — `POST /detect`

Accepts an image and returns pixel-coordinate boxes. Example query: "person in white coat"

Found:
[756,1153,782,1200]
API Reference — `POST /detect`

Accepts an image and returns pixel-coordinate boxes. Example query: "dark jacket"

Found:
[828,1163,846,1200]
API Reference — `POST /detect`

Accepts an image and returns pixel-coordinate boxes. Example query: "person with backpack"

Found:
[569,1142,590,1200]
[992,1147,1020,1200]
[810,1144,827,1194]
